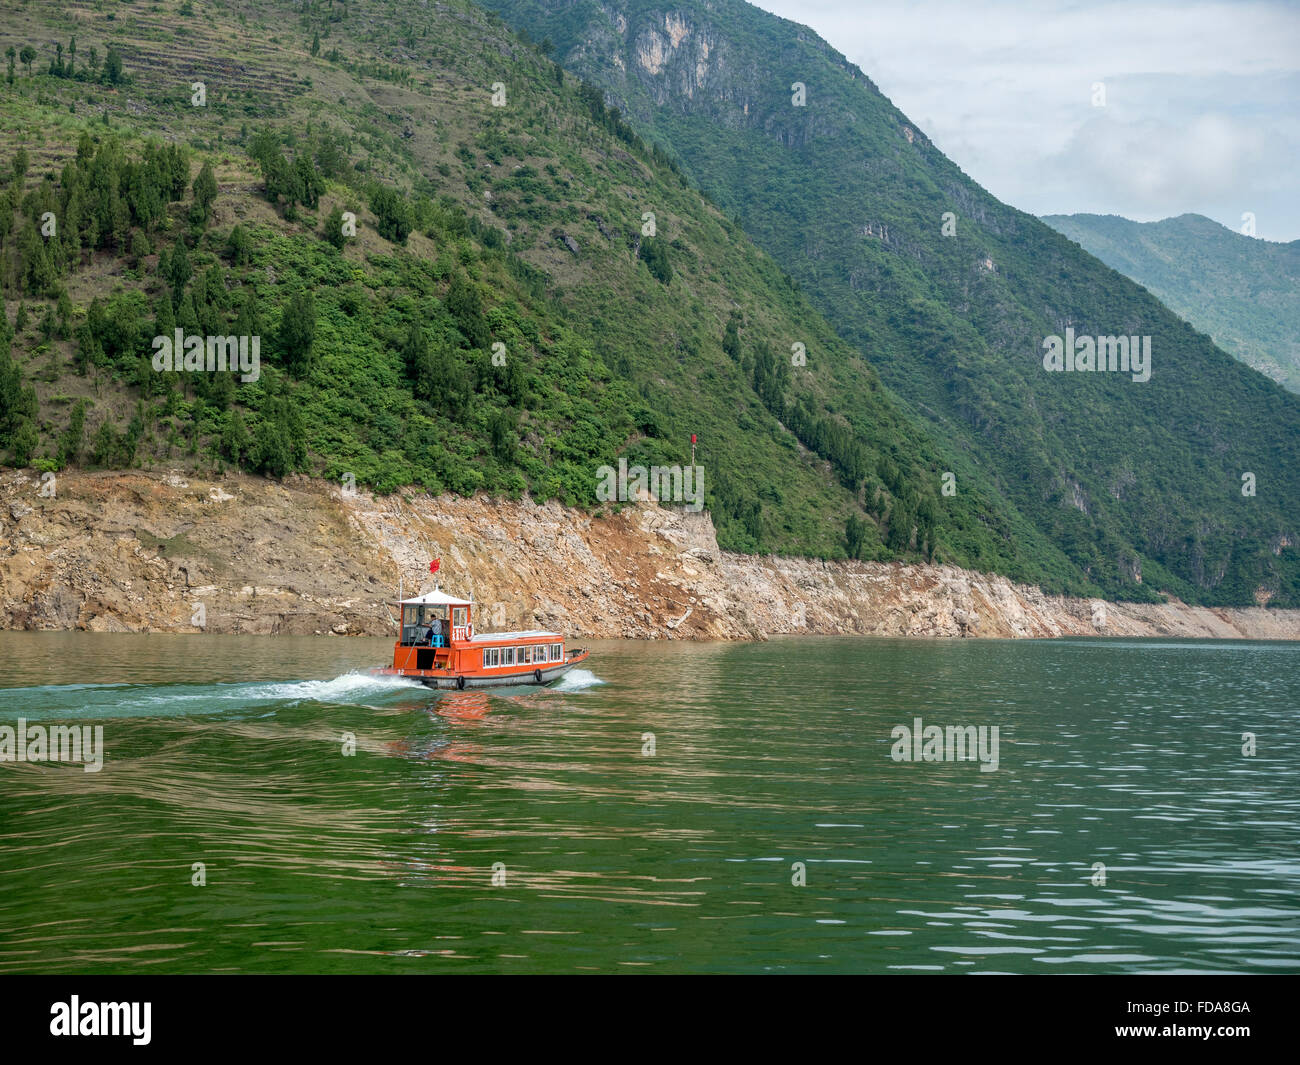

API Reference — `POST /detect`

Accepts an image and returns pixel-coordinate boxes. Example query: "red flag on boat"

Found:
[429,559,441,574]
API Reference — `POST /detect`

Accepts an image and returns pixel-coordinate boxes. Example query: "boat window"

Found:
[484,648,498,668]
[552,644,562,661]
[503,647,514,666]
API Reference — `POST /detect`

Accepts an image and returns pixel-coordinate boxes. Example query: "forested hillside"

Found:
[2,0,1297,607]
[0,0,1063,575]
[481,0,1300,608]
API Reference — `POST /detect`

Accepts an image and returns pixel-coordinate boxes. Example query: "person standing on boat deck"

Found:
[428,614,443,645]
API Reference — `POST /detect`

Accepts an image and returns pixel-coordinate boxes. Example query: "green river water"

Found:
[0,632,1296,974]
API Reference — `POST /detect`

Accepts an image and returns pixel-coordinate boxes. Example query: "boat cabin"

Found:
[377,588,587,688]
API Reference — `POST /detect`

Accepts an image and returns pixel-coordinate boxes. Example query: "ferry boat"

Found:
[369,589,588,689]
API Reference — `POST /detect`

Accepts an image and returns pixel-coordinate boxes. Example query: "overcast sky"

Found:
[754,0,1300,241]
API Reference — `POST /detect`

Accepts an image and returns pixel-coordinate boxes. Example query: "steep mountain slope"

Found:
[1043,213,1300,394]
[0,0,1076,576]
[482,0,1300,608]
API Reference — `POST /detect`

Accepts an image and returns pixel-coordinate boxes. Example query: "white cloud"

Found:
[1057,112,1267,207]
[753,0,1300,238]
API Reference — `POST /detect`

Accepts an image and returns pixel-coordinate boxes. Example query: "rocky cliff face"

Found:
[2,468,1298,641]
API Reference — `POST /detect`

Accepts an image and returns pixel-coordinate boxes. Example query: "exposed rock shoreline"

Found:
[2,469,1298,641]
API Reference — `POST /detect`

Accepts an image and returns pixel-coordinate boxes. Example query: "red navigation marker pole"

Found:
[691,433,697,466]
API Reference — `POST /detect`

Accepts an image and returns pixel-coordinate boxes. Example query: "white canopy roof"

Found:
[393,589,473,606]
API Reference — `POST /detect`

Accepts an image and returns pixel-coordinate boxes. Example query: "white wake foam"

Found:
[246,670,424,703]
[552,668,605,691]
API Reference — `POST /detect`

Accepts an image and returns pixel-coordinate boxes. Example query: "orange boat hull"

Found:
[370,649,589,690]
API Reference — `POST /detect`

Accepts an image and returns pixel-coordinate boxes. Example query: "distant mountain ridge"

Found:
[1042,212,1300,394]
